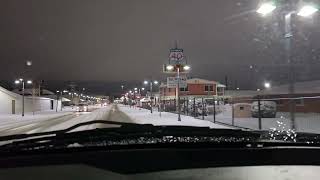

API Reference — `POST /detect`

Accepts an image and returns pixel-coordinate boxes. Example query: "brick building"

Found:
[223,80,320,113]
[258,80,320,113]
[159,78,226,101]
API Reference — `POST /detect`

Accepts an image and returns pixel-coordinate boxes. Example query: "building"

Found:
[258,80,320,113]
[0,86,61,114]
[12,88,55,96]
[223,80,320,113]
[159,78,226,101]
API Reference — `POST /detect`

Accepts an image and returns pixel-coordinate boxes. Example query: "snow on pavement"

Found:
[117,105,232,129]
[0,109,74,130]
[40,105,112,133]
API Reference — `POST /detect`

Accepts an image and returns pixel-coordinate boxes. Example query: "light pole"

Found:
[121,85,124,93]
[257,1,318,129]
[144,80,158,113]
[15,79,32,116]
[166,64,191,121]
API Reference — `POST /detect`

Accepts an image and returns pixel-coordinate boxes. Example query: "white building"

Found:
[0,86,61,114]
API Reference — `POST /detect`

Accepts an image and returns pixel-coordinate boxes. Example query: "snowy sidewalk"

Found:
[117,105,232,129]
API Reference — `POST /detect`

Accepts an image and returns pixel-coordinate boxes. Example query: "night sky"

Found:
[1,0,320,93]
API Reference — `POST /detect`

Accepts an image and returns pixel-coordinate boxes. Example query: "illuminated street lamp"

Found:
[256,1,318,129]
[183,65,191,71]
[256,2,276,15]
[298,5,318,17]
[166,65,174,71]
[264,82,271,89]
[14,79,32,116]
[143,79,159,113]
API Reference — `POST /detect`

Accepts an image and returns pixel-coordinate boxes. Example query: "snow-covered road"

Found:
[0,104,232,136]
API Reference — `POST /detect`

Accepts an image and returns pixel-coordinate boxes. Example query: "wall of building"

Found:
[0,87,18,114]
[0,86,61,114]
[161,84,218,97]
[186,84,217,95]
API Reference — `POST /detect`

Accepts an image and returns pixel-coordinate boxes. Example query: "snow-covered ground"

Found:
[0,108,74,130]
[117,105,231,129]
[0,104,103,132]
[42,106,112,133]
[202,104,320,133]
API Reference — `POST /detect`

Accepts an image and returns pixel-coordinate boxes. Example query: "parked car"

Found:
[251,101,277,118]
[76,103,89,112]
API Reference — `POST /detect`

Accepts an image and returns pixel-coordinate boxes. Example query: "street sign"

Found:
[169,48,184,63]
[167,77,187,88]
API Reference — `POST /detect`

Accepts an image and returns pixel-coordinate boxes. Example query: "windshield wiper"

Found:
[0,120,260,152]
[0,120,143,142]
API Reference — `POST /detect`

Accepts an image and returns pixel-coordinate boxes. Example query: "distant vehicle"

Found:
[251,101,277,118]
[76,103,89,112]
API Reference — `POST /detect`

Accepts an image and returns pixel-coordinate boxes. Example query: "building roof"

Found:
[224,90,259,97]
[0,86,21,98]
[12,88,55,96]
[261,80,320,95]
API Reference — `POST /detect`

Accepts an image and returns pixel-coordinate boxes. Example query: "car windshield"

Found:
[1,0,320,143]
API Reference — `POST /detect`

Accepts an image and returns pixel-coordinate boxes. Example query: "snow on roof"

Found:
[217,83,226,88]
[262,80,320,95]
[159,78,226,87]
[187,78,216,84]
[12,88,55,96]
[0,86,21,98]
[225,90,259,97]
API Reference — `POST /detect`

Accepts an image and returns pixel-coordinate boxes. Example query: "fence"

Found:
[159,96,320,134]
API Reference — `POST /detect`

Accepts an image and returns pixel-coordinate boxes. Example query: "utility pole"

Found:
[22,81,25,116]
[285,12,296,130]
[177,67,181,121]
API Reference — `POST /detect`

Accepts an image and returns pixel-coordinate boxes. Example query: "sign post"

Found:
[163,46,191,121]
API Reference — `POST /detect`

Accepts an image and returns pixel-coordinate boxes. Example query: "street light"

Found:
[264,82,271,89]
[15,79,32,116]
[256,1,318,130]
[297,5,318,17]
[143,79,159,113]
[166,65,174,71]
[256,2,276,15]
[183,65,191,71]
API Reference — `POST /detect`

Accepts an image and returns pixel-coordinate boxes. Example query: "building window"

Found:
[168,88,171,92]
[204,85,214,92]
[180,86,188,92]
[295,99,304,106]
[277,99,284,106]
